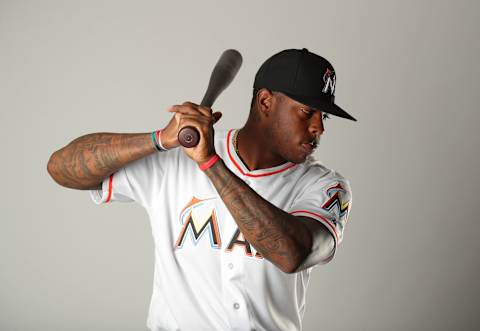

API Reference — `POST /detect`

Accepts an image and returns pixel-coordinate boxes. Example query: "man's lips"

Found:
[302,142,316,154]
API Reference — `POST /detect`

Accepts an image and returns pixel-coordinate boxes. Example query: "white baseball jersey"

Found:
[89,128,352,331]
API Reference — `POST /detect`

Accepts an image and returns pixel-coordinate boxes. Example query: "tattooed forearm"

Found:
[47,133,156,190]
[205,159,313,273]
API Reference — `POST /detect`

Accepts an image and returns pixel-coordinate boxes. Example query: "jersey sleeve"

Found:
[287,172,353,258]
[89,152,167,208]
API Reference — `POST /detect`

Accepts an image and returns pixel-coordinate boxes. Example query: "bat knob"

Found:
[178,126,200,148]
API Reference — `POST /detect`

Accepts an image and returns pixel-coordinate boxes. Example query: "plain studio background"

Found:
[1,0,479,330]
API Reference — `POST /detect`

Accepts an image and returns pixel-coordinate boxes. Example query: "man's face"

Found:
[268,92,326,164]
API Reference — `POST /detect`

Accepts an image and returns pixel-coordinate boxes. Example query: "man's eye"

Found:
[300,108,312,116]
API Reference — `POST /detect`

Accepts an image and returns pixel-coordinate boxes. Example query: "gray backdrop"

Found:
[2,0,479,330]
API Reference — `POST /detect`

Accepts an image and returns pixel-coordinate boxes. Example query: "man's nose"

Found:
[309,112,325,136]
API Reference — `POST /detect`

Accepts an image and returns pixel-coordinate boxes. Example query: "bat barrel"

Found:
[178,49,242,148]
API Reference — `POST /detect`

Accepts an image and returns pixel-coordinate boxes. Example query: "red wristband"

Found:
[199,154,220,171]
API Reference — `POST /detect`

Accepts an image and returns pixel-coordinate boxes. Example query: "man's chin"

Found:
[289,154,309,164]
[283,147,314,164]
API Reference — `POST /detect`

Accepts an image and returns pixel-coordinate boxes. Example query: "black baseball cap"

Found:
[253,48,356,121]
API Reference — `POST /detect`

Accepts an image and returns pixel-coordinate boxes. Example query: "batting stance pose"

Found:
[47,48,356,331]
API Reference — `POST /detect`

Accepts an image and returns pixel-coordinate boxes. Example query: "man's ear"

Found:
[257,88,275,117]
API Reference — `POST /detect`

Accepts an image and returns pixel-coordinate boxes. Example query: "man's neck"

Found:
[236,125,288,171]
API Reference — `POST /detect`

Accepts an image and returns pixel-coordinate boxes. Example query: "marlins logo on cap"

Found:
[322,68,336,95]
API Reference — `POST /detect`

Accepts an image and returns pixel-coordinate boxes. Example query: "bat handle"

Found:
[178,97,211,148]
[178,126,200,148]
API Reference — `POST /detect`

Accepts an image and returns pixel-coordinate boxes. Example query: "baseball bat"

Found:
[178,49,243,148]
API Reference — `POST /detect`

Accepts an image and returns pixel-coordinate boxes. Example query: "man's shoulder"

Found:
[214,128,233,155]
[298,155,350,186]
[214,128,231,141]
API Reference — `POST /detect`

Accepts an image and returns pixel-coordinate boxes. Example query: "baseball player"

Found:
[47,48,355,331]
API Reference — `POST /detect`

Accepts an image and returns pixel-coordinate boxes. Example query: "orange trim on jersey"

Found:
[105,174,113,203]
[290,210,339,243]
[226,129,296,178]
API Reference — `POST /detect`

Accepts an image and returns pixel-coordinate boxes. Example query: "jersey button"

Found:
[228,263,234,269]
[233,302,240,310]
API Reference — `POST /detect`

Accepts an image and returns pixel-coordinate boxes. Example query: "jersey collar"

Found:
[226,129,297,178]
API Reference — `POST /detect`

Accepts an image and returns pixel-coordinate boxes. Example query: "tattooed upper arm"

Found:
[77,182,103,191]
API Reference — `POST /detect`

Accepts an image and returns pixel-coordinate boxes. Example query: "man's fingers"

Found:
[168,105,196,116]
[169,103,213,118]
[177,114,213,127]
[177,116,214,138]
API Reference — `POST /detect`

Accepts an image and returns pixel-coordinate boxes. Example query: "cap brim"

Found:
[283,92,357,121]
